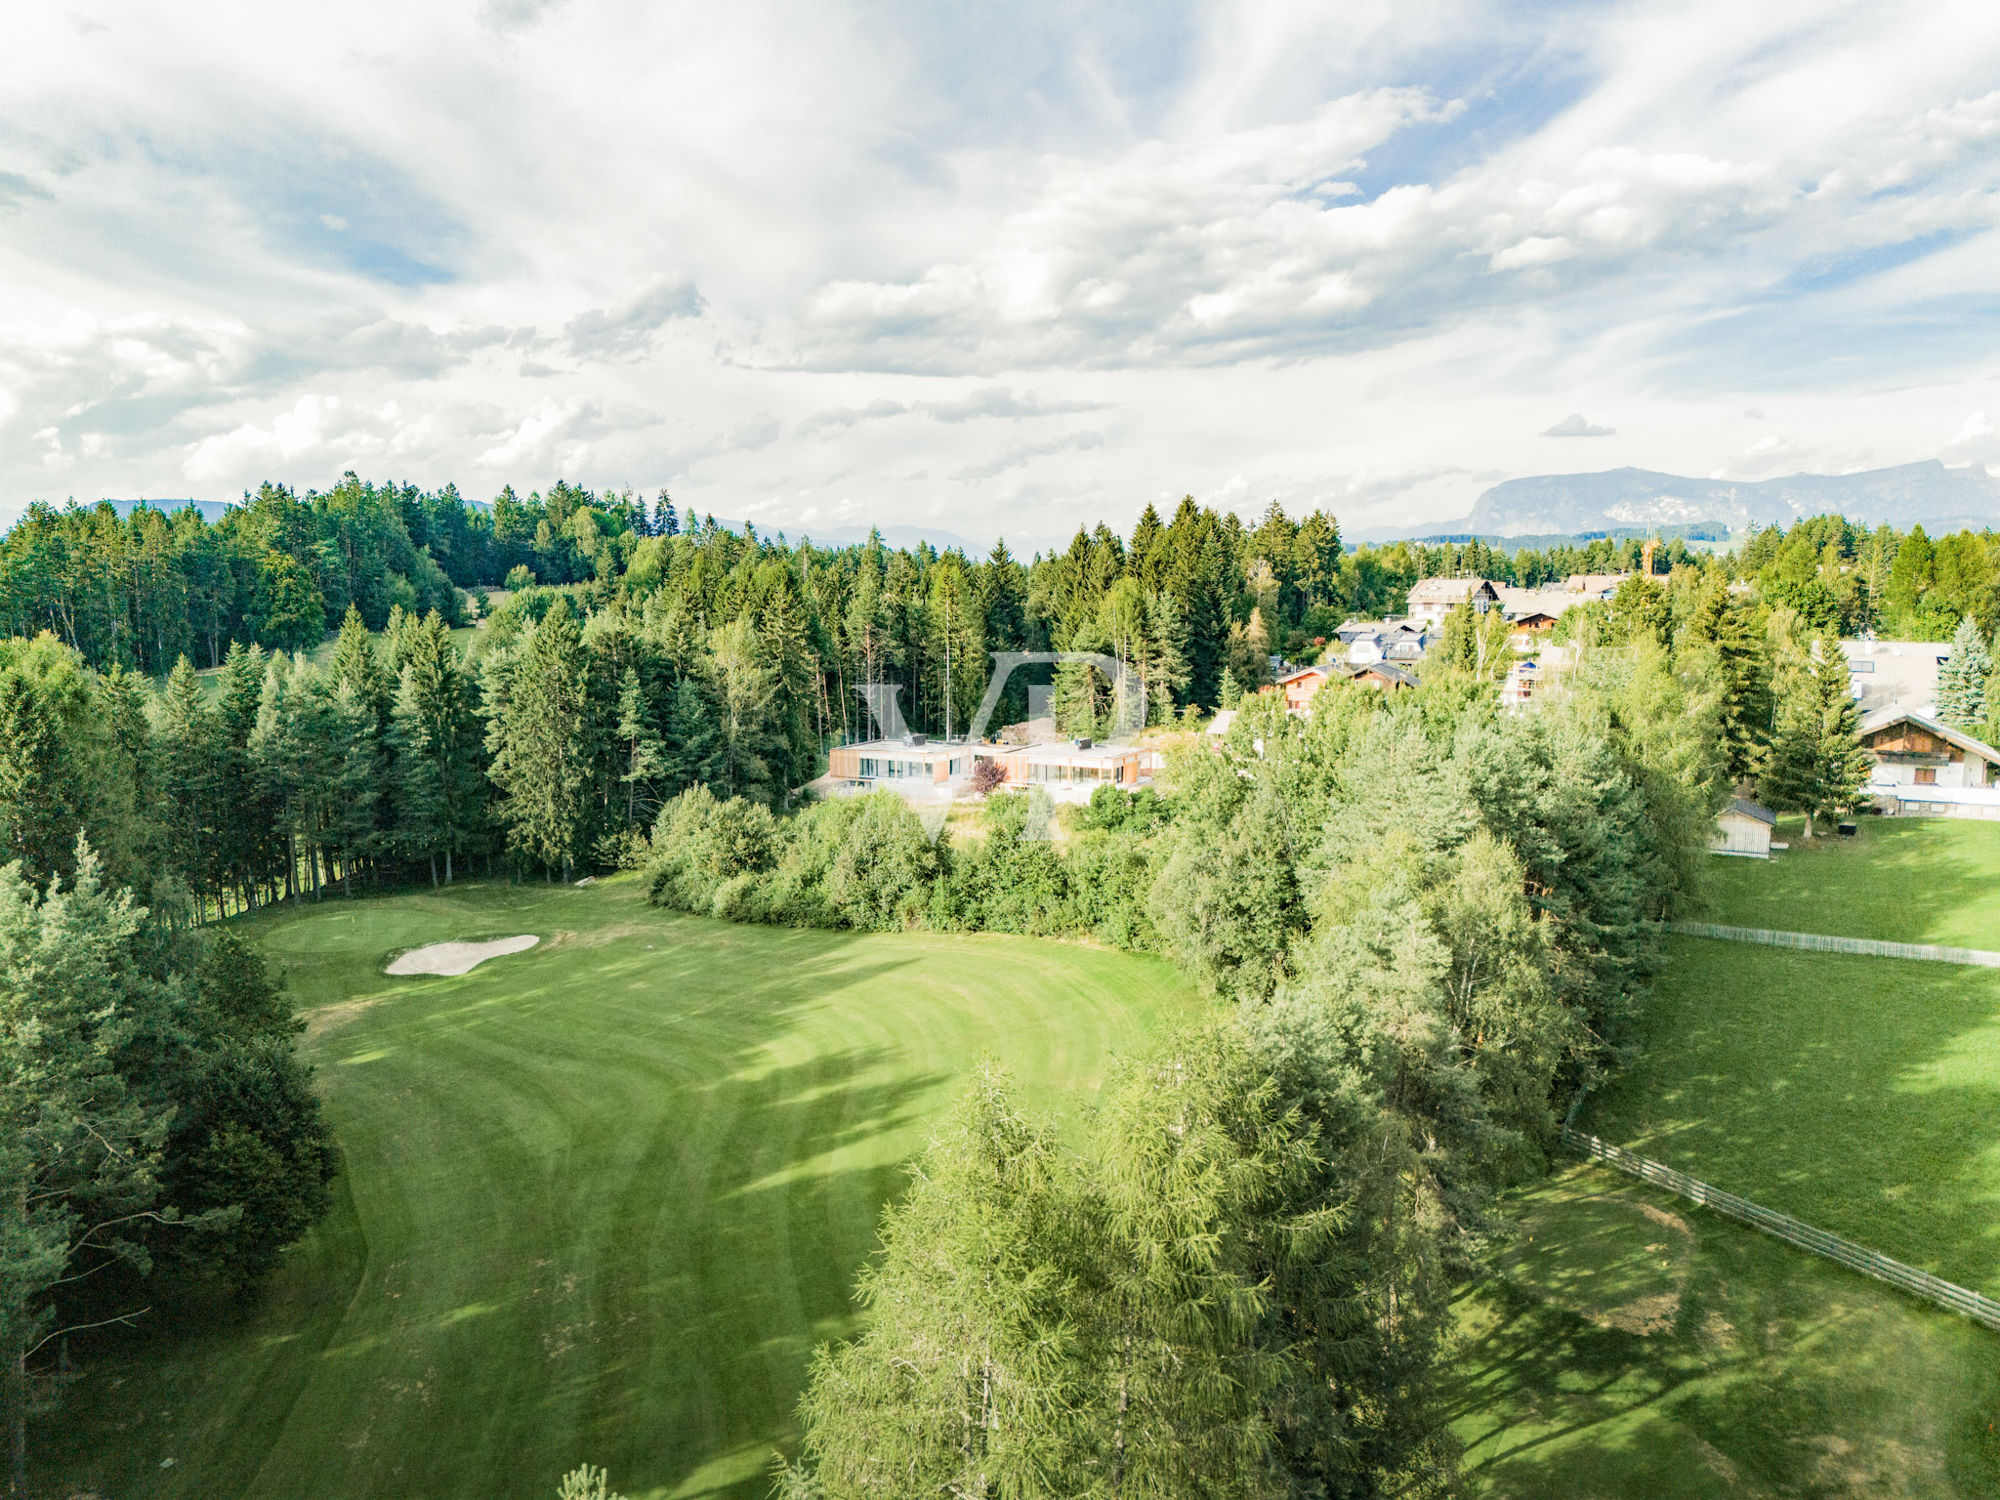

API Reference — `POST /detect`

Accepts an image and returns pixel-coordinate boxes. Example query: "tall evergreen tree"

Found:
[1937,614,1992,729]
[156,658,220,916]
[391,614,487,884]
[1761,634,1871,836]
[490,600,596,880]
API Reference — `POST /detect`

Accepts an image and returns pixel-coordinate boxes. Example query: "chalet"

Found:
[1712,798,1777,858]
[1339,619,1429,665]
[1262,663,1336,713]
[1859,709,2000,817]
[1349,662,1419,692]
[826,735,972,785]
[1407,578,1501,623]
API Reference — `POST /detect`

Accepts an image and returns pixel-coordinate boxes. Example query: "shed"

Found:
[1712,798,1776,858]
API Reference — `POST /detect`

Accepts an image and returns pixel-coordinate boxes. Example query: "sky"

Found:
[3,0,1999,550]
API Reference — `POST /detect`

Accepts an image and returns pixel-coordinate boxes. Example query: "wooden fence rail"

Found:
[1562,1129,2000,1332]
[1670,921,2000,968]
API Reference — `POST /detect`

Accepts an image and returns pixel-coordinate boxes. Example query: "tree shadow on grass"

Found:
[1584,939,2000,1295]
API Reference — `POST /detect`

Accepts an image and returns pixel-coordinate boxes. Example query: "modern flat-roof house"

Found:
[1859,708,2000,817]
[1406,577,1501,622]
[826,735,973,785]
[1712,797,1777,858]
[984,739,1147,796]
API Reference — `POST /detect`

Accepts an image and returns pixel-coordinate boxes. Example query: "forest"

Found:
[6,474,2000,1497]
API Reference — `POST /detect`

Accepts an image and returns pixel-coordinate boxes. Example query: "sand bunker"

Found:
[386,935,540,977]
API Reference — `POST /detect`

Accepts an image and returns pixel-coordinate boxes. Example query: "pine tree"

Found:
[1937,614,1992,729]
[490,600,596,880]
[0,842,176,1496]
[0,668,78,885]
[661,677,722,796]
[708,618,784,805]
[324,680,380,896]
[391,614,486,884]
[615,667,669,830]
[1683,580,1772,784]
[1761,634,1871,836]
[157,657,220,916]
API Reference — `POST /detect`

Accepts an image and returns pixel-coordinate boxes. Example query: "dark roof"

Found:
[1724,797,1776,825]
[1349,662,1419,688]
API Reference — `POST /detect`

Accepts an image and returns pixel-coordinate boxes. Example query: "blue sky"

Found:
[1,0,1997,546]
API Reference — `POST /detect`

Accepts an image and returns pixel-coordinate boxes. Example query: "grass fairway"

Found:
[41,877,1197,1500]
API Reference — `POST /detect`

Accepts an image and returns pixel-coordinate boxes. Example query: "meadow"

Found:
[1453,813,2000,1496]
[42,877,1197,1500]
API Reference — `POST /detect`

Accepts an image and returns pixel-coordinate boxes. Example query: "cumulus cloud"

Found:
[474,396,609,472]
[563,274,704,360]
[1542,413,1616,438]
[4,2,2000,536]
[949,430,1104,483]
[796,386,1103,438]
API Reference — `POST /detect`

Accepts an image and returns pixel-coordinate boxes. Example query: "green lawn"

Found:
[1451,1165,2000,1498]
[1455,817,2000,1495]
[1706,815,2000,947]
[41,877,1197,1500]
[1582,939,2000,1292]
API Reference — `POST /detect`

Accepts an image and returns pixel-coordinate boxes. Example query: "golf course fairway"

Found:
[42,876,1199,1500]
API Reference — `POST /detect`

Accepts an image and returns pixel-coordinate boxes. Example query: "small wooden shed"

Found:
[1712,797,1776,858]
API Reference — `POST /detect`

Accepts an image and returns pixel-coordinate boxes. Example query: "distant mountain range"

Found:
[1353,461,2000,543]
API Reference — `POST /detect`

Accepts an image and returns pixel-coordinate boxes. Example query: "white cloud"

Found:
[3,1,2000,539]
[1542,413,1616,438]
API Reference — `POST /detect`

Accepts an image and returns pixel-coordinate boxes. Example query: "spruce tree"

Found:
[661,677,722,796]
[614,667,668,830]
[392,613,487,884]
[1936,614,1991,729]
[490,600,595,879]
[157,657,220,916]
[1761,633,1871,836]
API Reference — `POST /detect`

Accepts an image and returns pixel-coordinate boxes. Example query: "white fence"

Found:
[1565,1129,2000,1331]
[1670,921,2000,968]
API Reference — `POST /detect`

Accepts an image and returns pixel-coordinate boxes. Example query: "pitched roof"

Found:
[1408,577,1497,605]
[1276,664,1333,685]
[1857,707,2000,764]
[1723,797,1776,825]
[1349,662,1419,688]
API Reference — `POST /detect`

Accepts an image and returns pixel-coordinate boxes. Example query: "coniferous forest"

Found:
[7,474,2000,1497]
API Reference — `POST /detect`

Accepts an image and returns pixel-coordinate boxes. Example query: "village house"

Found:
[1335,618,1429,665]
[1859,709,2000,818]
[1349,662,1419,692]
[1840,639,1952,717]
[1712,797,1777,858]
[1260,663,1336,713]
[1406,577,1501,623]
[1562,572,1630,601]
